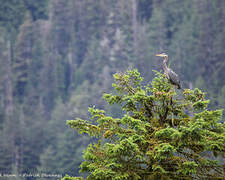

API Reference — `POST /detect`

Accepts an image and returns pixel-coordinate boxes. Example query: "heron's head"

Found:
[155,53,168,58]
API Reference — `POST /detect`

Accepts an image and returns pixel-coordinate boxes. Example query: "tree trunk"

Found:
[132,0,138,58]
[4,41,13,118]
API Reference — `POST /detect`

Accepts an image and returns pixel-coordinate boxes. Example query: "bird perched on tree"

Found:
[156,53,182,89]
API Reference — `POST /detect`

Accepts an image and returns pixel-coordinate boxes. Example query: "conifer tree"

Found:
[63,69,225,179]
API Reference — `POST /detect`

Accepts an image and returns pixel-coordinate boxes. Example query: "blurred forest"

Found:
[0,0,224,179]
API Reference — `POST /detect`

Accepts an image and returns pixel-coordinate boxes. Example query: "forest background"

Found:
[0,0,224,179]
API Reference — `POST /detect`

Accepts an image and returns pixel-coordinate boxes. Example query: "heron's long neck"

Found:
[163,57,168,72]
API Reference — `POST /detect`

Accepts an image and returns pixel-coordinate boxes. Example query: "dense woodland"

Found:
[0,0,224,179]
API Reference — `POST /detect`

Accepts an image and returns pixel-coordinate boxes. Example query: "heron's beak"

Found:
[155,54,164,57]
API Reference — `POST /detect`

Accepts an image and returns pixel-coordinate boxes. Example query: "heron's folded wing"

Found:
[168,69,180,85]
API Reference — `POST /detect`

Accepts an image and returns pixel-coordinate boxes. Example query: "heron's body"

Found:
[165,68,181,89]
[156,53,182,89]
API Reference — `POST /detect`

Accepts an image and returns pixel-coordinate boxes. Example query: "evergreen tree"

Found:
[0,0,25,39]
[64,69,225,179]
[38,97,90,178]
[23,0,49,21]
[14,12,33,100]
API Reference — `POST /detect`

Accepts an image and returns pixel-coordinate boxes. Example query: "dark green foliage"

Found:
[137,0,153,22]
[39,129,89,178]
[0,0,49,39]
[65,69,225,179]
[23,0,49,21]
[0,0,25,36]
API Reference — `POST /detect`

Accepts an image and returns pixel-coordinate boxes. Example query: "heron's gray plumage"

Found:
[156,53,182,89]
[166,68,181,89]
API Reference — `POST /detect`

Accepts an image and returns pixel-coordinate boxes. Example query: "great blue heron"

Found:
[156,53,182,89]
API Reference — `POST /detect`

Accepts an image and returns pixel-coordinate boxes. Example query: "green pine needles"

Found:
[64,69,225,180]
